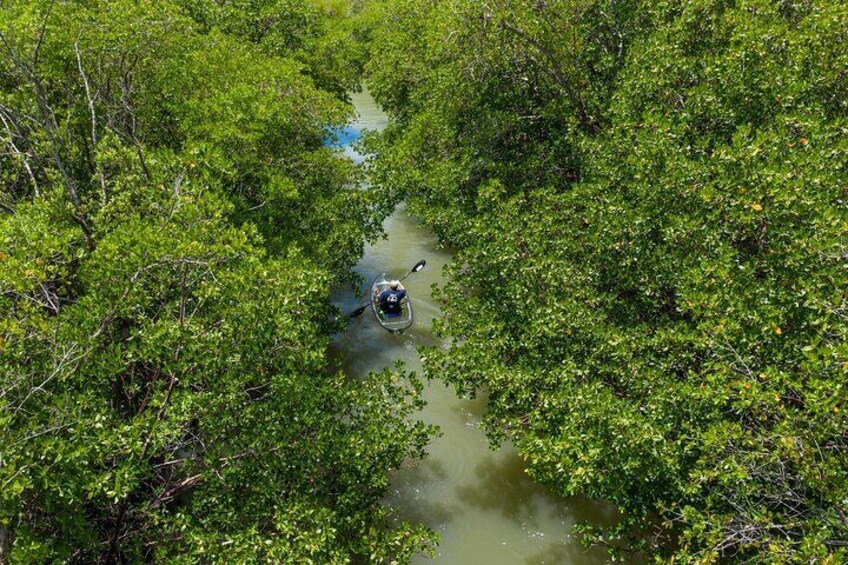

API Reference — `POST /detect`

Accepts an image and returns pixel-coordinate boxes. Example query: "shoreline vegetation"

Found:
[0,1,434,562]
[1,0,846,563]
[364,0,847,562]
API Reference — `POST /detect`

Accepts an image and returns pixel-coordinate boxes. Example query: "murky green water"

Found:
[330,88,617,564]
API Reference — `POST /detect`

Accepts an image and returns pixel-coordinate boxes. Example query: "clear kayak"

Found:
[370,273,413,333]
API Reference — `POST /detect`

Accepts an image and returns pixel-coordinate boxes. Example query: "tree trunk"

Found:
[0,522,14,564]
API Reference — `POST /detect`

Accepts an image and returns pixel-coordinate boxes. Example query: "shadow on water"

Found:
[525,541,604,565]
[456,451,607,528]
[389,458,457,527]
[449,389,488,419]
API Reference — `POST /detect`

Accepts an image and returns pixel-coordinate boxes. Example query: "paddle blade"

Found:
[348,305,368,318]
[410,259,426,273]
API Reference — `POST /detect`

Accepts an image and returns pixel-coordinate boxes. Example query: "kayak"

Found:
[370,273,413,333]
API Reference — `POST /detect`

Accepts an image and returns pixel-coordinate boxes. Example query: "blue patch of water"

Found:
[324,125,363,148]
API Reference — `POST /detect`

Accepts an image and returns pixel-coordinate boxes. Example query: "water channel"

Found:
[329,89,617,565]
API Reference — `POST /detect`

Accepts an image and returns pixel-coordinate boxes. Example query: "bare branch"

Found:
[31,0,56,70]
[495,18,598,133]
[0,27,96,248]
[0,109,39,197]
[75,40,106,202]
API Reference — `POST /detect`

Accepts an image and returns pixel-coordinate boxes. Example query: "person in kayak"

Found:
[378,280,407,318]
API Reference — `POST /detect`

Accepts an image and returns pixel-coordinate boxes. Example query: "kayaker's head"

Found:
[390,280,401,290]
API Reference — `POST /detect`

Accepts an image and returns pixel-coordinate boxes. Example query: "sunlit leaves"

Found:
[0,1,432,562]
[366,0,848,561]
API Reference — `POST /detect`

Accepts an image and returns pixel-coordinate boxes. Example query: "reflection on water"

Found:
[330,88,617,564]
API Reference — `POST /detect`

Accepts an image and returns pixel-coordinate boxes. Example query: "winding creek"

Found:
[330,89,617,564]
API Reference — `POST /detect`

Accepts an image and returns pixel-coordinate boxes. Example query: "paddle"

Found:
[347,304,370,319]
[398,259,427,282]
[347,259,426,318]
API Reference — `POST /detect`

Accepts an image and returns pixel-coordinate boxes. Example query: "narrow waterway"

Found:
[330,89,617,564]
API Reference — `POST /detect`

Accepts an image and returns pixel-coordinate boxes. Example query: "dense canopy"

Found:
[2,0,847,563]
[0,1,433,562]
[364,0,848,561]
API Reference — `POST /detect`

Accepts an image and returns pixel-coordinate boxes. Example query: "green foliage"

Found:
[366,0,848,562]
[174,0,369,97]
[0,0,434,562]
